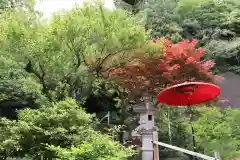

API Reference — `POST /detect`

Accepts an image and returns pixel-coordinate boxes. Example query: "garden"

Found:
[0,0,239,159]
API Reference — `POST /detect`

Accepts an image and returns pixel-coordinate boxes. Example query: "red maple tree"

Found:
[108,39,222,95]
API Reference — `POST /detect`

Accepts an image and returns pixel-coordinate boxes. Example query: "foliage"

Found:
[193,107,240,159]
[0,98,134,159]
[139,0,240,74]
[0,6,145,159]
[0,4,147,101]
[0,0,31,10]
[156,106,192,147]
[108,39,219,96]
[176,0,240,74]
[0,7,48,118]
[205,38,240,74]
[0,4,147,118]
[49,130,134,160]
[0,98,94,158]
[137,0,182,41]
[176,0,240,29]
[0,52,48,118]
[132,1,240,159]
[1,1,239,160]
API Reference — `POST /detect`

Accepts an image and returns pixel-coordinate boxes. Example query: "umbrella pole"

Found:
[187,97,197,160]
[188,106,197,160]
[190,118,196,152]
[168,107,172,145]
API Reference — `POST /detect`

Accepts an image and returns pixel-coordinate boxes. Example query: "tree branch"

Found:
[24,61,41,80]
[24,60,52,100]
[97,51,121,69]
[68,38,88,68]
[95,48,132,76]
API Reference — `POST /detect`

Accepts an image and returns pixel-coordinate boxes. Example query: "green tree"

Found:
[0,5,146,100]
[49,130,134,160]
[138,0,240,74]
[193,107,240,159]
[0,8,46,118]
[0,0,26,9]
[0,0,35,14]
[156,106,194,160]
[0,98,134,159]
[0,98,93,158]
[0,4,147,118]
[137,0,182,41]
[0,50,48,119]
[176,0,240,73]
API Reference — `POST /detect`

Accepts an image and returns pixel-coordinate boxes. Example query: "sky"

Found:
[35,0,116,19]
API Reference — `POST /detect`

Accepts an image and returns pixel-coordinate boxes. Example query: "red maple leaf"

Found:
[108,39,222,96]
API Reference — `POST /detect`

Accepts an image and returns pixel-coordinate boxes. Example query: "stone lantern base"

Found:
[137,128,157,160]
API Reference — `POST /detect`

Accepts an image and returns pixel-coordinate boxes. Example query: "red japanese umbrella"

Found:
[156,82,221,154]
[157,82,221,106]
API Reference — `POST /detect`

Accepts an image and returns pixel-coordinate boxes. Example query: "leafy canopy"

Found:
[108,39,219,95]
[139,0,240,74]
[193,107,240,159]
[49,131,135,160]
[0,98,134,159]
[0,4,147,104]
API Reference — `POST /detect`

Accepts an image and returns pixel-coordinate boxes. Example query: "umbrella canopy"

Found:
[157,82,221,106]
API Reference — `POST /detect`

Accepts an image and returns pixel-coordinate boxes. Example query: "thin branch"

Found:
[75,48,82,68]
[24,61,42,80]
[95,48,132,76]
[37,63,53,100]
[68,39,81,68]
[68,38,88,67]
[24,60,53,100]
[97,51,121,69]
[39,63,45,79]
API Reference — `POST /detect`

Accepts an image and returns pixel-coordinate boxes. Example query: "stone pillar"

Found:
[138,129,156,160]
[133,97,158,160]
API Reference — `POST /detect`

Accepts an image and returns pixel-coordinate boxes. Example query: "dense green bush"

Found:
[49,131,134,160]
[193,107,240,159]
[0,98,134,159]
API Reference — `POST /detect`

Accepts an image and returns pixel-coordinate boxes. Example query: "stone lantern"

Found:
[132,97,158,160]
